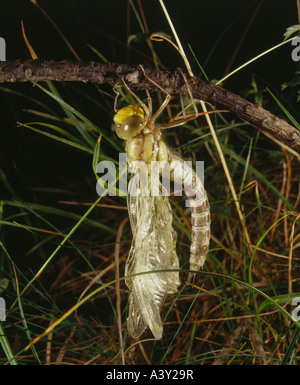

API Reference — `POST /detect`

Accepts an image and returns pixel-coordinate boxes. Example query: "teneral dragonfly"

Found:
[113,82,210,340]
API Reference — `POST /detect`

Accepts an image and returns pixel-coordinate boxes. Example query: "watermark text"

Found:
[291,37,300,62]
[0,297,6,321]
[292,297,300,322]
[95,154,206,208]
[0,37,6,61]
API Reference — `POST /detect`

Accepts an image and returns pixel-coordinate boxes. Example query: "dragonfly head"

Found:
[113,105,145,140]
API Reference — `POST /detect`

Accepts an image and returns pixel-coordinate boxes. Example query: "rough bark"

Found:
[0,60,299,154]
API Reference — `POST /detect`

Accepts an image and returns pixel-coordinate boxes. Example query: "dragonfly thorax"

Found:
[114,104,168,163]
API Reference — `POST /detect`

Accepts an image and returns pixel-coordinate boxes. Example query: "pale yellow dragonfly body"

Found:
[113,91,210,339]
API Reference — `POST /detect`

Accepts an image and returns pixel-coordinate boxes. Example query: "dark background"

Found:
[1,0,298,85]
[0,0,299,261]
[0,1,299,364]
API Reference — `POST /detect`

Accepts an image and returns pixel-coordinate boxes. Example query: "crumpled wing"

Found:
[126,291,147,339]
[125,173,180,340]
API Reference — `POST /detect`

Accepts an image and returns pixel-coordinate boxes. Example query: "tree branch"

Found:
[1,60,299,154]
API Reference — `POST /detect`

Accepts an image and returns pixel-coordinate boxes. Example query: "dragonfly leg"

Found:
[121,77,151,122]
[145,88,152,117]
[113,86,120,113]
[139,64,172,124]
[139,65,202,131]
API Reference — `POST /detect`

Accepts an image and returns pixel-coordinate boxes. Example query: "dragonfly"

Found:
[113,73,211,340]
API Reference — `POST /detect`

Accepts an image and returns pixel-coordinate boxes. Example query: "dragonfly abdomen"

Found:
[169,155,211,271]
[190,196,211,271]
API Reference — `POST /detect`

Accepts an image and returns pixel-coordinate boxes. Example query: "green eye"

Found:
[115,115,144,139]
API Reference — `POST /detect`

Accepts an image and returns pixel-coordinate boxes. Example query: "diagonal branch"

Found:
[0,60,299,154]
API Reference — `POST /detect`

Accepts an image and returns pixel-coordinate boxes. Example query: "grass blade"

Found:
[0,322,18,365]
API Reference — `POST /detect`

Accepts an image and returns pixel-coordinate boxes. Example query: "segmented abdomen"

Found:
[169,153,211,271]
[189,194,210,270]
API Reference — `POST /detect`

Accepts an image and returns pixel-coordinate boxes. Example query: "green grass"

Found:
[0,1,299,365]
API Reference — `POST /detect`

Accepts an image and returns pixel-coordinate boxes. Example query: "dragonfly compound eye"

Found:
[115,115,144,140]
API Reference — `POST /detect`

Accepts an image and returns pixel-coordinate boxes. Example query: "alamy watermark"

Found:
[291,37,300,62]
[292,297,300,322]
[0,37,6,61]
[96,153,205,207]
[0,297,6,321]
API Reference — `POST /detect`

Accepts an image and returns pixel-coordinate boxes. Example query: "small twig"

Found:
[245,318,268,365]
[212,323,245,365]
[0,60,299,153]
[138,342,150,365]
